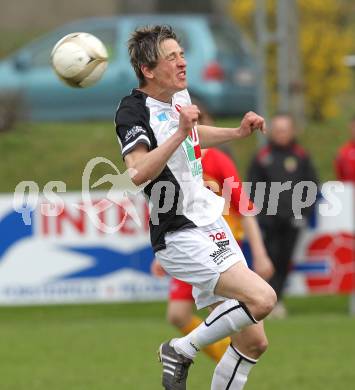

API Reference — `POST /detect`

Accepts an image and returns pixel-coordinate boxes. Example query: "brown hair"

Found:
[128,25,178,87]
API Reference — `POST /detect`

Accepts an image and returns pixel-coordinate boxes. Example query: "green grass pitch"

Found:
[1,295,354,389]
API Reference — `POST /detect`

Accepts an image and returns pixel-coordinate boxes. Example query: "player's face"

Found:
[270,116,295,146]
[152,39,187,96]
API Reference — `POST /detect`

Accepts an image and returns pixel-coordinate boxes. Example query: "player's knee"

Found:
[235,336,268,359]
[251,285,277,320]
[263,286,277,317]
[258,286,277,318]
[252,337,269,356]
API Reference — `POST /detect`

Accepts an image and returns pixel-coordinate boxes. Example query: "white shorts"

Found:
[156,217,247,309]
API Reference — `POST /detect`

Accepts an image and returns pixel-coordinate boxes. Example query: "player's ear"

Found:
[141,64,154,81]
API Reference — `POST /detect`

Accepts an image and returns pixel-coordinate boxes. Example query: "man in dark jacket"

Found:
[247,113,318,317]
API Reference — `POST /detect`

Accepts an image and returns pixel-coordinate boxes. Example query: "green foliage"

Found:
[230,0,353,120]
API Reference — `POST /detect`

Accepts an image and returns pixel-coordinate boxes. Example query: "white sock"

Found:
[211,345,257,390]
[173,299,257,359]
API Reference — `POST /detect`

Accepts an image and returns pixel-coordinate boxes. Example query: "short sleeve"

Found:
[115,97,152,158]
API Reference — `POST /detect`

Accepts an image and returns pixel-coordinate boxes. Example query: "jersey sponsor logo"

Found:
[124,126,146,142]
[209,230,230,248]
[174,103,202,161]
[216,240,230,248]
[190,160,203,177]
[157,112,168,122]
[209,231,227,241]
[182,126,203,177]
[188,127,202,159]
[183,139,196,161]
[209,246,234,265]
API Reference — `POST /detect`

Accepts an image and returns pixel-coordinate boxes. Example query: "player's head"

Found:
[269,112,296,147]
[128,25,187,94]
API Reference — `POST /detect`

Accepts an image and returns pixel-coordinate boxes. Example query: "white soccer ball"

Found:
[51,32,108,88]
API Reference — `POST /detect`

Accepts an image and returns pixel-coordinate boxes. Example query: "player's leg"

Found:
[265,219,285,298]
[214,261,276,320]
[167,218,275,359]
[276,222,300,296]
[168,278,230,362]
[231,321,268,360]
[211,322,267,389]
[157,218,275,389]
[167,278,196,329]
[167,299,195,329]
[267,230,289,318]
[173,261,275,359]
[267,220,299,318]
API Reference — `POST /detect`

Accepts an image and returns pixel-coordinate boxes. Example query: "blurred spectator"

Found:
[335,116,355,183]
[247,113,318,318]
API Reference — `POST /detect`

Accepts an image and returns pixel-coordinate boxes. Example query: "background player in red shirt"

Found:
[335,116,355,183]
[152,146,274,362]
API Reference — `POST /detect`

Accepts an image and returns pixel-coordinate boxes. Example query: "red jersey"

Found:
[335,141,355,183]
[202,148,253,241]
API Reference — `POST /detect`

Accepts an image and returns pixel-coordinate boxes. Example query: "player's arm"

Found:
[124,133,185,186]
[241,216,274,280]
[122,105,199,186]
[197,111,266,148]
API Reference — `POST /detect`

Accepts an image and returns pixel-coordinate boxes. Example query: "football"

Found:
[51,32,108,88]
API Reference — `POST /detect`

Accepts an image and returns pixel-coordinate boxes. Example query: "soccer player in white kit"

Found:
[115,25,277,390]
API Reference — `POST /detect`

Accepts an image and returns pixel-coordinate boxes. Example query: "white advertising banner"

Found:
[287,182,354,295]
[0,191,168,305]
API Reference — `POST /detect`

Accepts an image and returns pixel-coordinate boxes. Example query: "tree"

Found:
[230,0,353,120]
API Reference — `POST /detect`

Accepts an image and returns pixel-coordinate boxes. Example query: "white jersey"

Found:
[115,89,224,252]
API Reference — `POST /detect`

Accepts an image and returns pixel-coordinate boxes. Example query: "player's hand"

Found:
[150,258,167,277]
[236,111,266,138]
[253,254,274,281]
[178,105,200,137]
